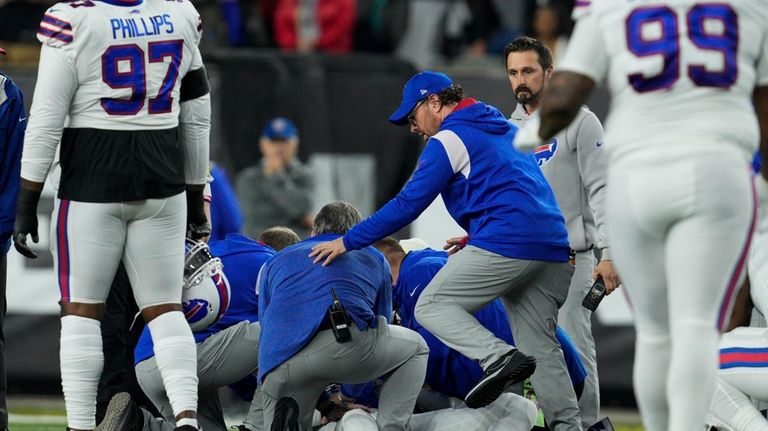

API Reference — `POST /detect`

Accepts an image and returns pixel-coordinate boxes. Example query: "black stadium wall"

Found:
[3,50,634,405]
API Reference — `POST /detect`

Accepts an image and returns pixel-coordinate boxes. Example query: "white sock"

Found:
[148,311,198,418]
[60,315,103,430]
[176,417,199,429]
[668,320,718,431]
[710,378,768,431]
[633,332,670,431]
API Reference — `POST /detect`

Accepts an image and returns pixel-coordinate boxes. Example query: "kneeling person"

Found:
[258,201,429,431]
[101,232,291,431]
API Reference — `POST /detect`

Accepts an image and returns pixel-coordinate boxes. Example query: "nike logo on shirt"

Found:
[409,285,421,297]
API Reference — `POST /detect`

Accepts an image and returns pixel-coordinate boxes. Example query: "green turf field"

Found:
[11,424,63,431]
[8,398,646,430]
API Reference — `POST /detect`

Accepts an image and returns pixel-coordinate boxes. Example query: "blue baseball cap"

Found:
[261,117,298,140]
[389,71,453,125]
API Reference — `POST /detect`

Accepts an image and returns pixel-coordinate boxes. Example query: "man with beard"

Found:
[505,36,618,429]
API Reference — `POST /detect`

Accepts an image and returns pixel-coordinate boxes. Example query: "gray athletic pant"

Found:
[135,321,261,431]
[413,246,581,431]
[261,317,429,431]
[558,250,599,428]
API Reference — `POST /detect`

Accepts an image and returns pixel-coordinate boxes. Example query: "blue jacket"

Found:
[395,248,586,399]
[134,234,274,364]
[344,100,569,262]
[0,73,26,255]
[209,165,244,242]
[257,233,392,382]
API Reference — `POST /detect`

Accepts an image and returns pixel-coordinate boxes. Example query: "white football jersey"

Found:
[560,0,768,162]
[35,0,203,130]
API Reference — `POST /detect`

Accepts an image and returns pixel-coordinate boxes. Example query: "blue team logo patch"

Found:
[183,298,211,323]
[534,139,558,167]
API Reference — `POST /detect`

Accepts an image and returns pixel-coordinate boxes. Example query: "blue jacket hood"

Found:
[441,101,513,137]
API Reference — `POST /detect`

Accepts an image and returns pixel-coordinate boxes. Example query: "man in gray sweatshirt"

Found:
[504,36,621,429]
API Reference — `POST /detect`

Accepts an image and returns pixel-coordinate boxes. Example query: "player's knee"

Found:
[61,301,105,320]
[141,302,182,323]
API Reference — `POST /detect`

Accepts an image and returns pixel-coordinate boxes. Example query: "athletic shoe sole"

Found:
[465,351,537,409]
[95,392,134,431]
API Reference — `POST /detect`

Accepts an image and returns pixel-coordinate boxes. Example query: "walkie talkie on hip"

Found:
[328,288,352,342]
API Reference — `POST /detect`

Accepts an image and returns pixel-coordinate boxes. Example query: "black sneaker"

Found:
[95,392,141,431]
[271,397,300,431]
[465,349,537,409]
[587,417,615,431]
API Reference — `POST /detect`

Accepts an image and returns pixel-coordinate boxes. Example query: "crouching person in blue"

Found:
[99,230,298,431]
[258,201,429,431]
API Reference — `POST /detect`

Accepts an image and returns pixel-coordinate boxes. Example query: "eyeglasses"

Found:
[407,100,426,126]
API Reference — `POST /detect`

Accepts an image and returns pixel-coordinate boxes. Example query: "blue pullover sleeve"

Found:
[373,261,393,324]
[257,264,270,321]
[343,138,457,250]
[210,166,244,241]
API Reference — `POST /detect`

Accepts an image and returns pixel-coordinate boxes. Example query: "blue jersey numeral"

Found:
[625,4,738,93]
[687,4,738,87]
[148,40,183,114]
[101,40,183,115]
[626,6,680,92]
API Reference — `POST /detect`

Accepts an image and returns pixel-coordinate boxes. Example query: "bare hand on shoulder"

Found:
[309,237,347,266]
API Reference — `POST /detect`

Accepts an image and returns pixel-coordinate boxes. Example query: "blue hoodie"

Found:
[0,73,26,255]
[257,233,392,382]
[344,100,569,262]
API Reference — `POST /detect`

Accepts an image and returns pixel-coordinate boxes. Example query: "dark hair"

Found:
[312,201,362,236]
[503,36,553,71]
[259,226,301,251]
[435,84,465,106]
[373,236,405,258]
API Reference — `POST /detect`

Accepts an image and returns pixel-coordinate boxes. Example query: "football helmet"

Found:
[182,239,230,331]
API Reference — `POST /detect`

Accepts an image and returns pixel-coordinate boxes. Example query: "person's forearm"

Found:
[180,93,211,186]
[755,86,768,180]
[539,71,595,141]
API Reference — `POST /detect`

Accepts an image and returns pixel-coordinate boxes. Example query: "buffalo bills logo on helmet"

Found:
[211,272,230,321]
[182,239,230,331]
[183,298,211,324]
[533,139,558,167]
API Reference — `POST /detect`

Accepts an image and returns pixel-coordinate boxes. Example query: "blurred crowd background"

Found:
[0,0,576,69]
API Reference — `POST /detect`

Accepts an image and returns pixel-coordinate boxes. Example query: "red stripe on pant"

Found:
[57,199,71,302]
[717,178,757,331]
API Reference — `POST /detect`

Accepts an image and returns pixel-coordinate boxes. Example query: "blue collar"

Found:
[97,0,144,7]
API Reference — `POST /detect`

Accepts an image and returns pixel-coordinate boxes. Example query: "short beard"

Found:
[515,89,542,106]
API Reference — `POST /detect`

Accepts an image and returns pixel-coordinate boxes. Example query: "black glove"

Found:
[186,188,210,240]
[13,187,42,259]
